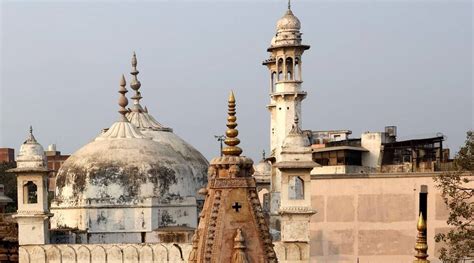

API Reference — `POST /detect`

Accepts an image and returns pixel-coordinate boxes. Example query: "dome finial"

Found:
[118,74,129,121]
[222,91,242,156]
[288,0,291,10]
[25,125,37,144]
[130,52,143,106]
[262,150,266,160]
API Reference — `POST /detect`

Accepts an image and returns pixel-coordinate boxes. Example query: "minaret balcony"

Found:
[270,91,307,99]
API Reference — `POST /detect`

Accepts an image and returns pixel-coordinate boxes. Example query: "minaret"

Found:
[189,92,277,263]
[263,1,311,241]
[263,1,310,160]
[414,213,430,263]
[9,127,52,245]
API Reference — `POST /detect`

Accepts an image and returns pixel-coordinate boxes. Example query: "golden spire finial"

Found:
[118,74,129,121]
[222,91,242,156]
[414,213,430,263]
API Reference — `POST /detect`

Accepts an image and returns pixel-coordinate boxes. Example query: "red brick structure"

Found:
[45,145,70,192]
[0,149,14,164]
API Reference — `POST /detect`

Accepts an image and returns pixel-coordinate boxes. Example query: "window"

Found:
[23,181,38,204]
[288,176,304,200]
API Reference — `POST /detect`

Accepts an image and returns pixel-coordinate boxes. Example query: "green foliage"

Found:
[434,131,474,262]
[0,162,17,213]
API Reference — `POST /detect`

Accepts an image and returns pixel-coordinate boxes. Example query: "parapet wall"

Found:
[19,243,192,263]
[19,241,305,262]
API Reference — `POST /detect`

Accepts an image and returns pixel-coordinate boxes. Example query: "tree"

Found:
[434,131,474,262]
[0,162,17,213]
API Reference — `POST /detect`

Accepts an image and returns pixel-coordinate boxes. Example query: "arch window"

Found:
[277,58,284,81]
[23,181,38,204]
[285,57,294,80]
[271,71,277,92]
[294,57,300,81]
[288,176,304,200]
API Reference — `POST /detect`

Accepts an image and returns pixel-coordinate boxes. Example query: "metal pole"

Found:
[214,135,225,156]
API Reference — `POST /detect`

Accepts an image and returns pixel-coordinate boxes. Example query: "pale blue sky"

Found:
[1,0,472,161]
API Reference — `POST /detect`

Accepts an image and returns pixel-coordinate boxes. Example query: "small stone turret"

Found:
[274,116,317,262]
[9,127,52,245]
[189,91,277,263]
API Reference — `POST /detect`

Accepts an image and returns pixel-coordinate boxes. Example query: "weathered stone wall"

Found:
[309,172,465,263]
[19,241,301,262]
[20,243,192,263]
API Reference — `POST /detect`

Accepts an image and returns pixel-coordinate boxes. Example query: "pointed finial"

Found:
[118,74,129,121]
[288,0,291,10]
[414,213,430,263]
[25,125,37,143]
[262,150,266,160]
[232,229,249,263]
[222,91,242,156]
[289,114,303,135]
[130,52,142,106]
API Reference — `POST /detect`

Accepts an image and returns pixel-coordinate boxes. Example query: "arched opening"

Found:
[271,71,276,92]
[277,58,284,81]
[285,57,293,80]
[294,57,300,81]
[23,181,38,204]
[288,176,304,200]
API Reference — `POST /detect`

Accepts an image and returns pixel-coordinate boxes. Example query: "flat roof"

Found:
[312,145,369,153]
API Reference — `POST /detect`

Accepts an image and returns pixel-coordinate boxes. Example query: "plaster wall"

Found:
[360,132,384,169]
[309,172,459,263]
[51,198,197,240]
[312,165,369,175]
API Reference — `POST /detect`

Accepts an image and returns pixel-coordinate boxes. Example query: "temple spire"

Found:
[118,74,129,121]
[414,213,430,263]
[222,91,242,156]
[130,52,143,108]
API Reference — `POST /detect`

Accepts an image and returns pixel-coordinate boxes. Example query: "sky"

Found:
[0,0,472,162]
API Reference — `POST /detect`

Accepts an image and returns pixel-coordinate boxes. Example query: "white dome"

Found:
[276,9,301,31]
[16,128,47,169]
[54,121,208,206]
[254,159,271,176]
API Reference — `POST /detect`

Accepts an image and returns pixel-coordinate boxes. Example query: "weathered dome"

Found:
[254,159,271,176]
[254,151,271,177]
[276,9,301,31]
[54,126,207,206]
[54,69,208,207]
[16,127,47,169]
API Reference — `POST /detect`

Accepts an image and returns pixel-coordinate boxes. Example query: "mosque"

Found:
[8,2,441,263]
